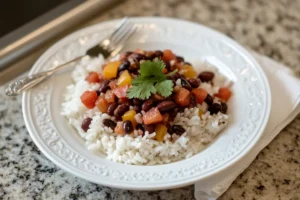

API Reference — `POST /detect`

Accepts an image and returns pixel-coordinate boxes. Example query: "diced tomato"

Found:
[95,96,109,113]
[112,85,129,99]
[162,49,176,61]
[104,90,116,103]
[80,91,98,109]
[109,80,117,90]
[192,88,208,104]
[162,113,169,124]
[143,107,163,125]
[115,122,124,135]
[215,87,232,101]
[85,72,100,83]
[162,68,168,74]
[174,88,190,107]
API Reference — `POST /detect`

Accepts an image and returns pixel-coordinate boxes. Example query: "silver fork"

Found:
[5,17,136,96]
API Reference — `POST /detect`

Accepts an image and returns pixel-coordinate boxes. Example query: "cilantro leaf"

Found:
[155,80,174,97]
[126,59,175,100]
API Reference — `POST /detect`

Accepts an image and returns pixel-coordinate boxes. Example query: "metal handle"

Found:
[5,71,51,96]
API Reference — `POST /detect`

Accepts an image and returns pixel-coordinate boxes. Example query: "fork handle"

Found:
[5,71,51,96]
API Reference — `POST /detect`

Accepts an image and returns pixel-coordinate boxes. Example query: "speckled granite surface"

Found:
[1,0,300,199]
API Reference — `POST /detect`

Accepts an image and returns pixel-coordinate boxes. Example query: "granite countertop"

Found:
[1,0,300,199]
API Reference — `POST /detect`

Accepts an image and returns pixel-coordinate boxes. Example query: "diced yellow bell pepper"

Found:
[103,60,122,80]
[117,70,132,86]
[183,65,196,78]
[122,110,137,128]
[198,108,204,117]
[155,124,167,142]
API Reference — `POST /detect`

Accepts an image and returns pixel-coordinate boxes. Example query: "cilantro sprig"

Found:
[127,59,177,100]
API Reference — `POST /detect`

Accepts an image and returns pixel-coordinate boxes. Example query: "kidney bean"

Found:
[118,59,130,73]
[180,78,192,90]
[118,98,131,106]
[157,101,176,113]
[132,53,145,61]
[190,94,197,107]
[123,120,133,134]
[114,104,129,117]
[198,71,215,82]
[188,78,201,88]
[176,56,184,63]
[163,60,171,71]
[103,119,117,130]
[133,105,141,113]
[154,50,164,58]
[142,99,155,112]
[107,103,118,116]
[220,102,228,114]
[204,94,213,105]
[136,123,144,132]
[98,80,110,93]
[172,72,181,80]
[169,107,179,118]
[96,91,101,96]
[123,51,133,58]
[81,118,92,132]
[144,124,155,133]
[133,98,142,105]
[208,103,221,115]
[168,125,185,135]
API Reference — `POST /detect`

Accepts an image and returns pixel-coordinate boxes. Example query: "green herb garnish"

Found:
[127,59,177,100]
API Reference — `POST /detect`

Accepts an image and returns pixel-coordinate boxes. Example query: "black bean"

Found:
[142,99,154,112]
[96,91,100,96]
[144,124,155,133]
[133,105,141,113]
[220,102,228,114]
[172,72,181,80]
[98,80,110,93]
[169,107,179,118]
[157,101,176,113]
[168,125,185,135]
[81,118,92,132]
[198,71,215,82]
[204,94,213,105]
[154,50,164,58]
[132,53,145,61]
[133,98,143,105]
[123,51,133,58]
[176,56,184,63]
[136,124,144,132]
[118,98,131,106]
[208,103,221,115]
[184,62,192,66]
[107,103,118,116]
[123,120,133,134]
[118,59,130,73]
[114,104,129,117]
[190,94,197,107]
[180,78,192,90]
[188,78,201,88]
[103,119,117,130]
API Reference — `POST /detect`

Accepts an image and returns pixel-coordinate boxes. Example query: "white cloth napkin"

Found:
[194,52,300,200]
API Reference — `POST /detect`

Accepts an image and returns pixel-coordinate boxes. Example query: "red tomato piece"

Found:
[112,85,129,99]
[109,80,117,90]
[174,88,190,107]
[104,90,116,103]
[95,96,109,113]
[85,72,100,83]
[162,49,176,61]
[143,107,163,125]
[215,87,232,101]
[192,88,208,104]
[80,91,98,109]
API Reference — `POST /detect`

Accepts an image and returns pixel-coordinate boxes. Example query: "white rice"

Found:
[61,55,230,165]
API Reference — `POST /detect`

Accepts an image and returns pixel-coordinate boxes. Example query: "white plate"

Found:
[23,17,271,190]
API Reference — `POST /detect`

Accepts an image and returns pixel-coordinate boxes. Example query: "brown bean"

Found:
[168,125,185,135]
[154,50,163,58]
[123,120,133,134]
[157,101,176,113]
[81,118,92,132]
[176,56,184,63]
[107,103,118,116]
[133,98,143,105]
[133,105,141,113]
[198,71,215,82]
[118,59,130,73]
[131,53,145,61]
[142,99,154,112]
[169,107,179,119]
[208,103,221,115]
[103,119,117,130]
[114,104,129,117]
[188,78,201,88]
[190,94,197,107]
[220,102,228,114]
[181,78,192,90]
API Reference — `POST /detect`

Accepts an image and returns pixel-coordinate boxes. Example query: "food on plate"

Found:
[61,49,232,165]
